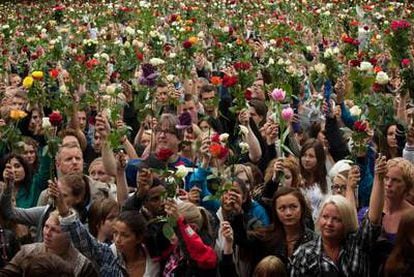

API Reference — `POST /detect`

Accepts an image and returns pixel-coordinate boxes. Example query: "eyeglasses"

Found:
[155,127,176,135]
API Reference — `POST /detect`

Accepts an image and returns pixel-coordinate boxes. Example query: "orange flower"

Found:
[236,38,243,45]
[188,36,198,44]
[10,110,27,120]
[374,66,382,73]
[210,76,222,86]
[350,20,360,27]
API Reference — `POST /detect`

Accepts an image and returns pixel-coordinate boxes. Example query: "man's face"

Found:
[200,90,216,115]
[144,185,166,217]
[57,147,84,175]
[181,100,198,123]
[10,96,26,110]
[156,86,169,103]
[77,111,87,130]
[250,79,265,100]
[93,131,102,153]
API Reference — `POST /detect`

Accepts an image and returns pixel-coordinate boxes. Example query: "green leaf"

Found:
[162,223,175,240]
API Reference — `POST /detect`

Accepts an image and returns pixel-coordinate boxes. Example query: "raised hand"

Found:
[48,179,70,217]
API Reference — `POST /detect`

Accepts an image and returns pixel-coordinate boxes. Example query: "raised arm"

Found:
[368,154,387,224]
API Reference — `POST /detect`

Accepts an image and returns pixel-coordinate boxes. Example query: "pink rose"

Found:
[281,107,294,121]
[271,88,286,102]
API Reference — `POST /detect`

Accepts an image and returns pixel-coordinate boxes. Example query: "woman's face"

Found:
[276,194,302,228]
[113,220,141,255]
[22,144,37,165]
[89,162,111,183]
[332,175,347,197]
[283,168,293,187]
[387,125,397,148]
[198,120,211,133]
[29,110,41,132]
[319,203,345,241]
[10,158,25,183]
[384,166,408,201]
[99,207,119,241]
[249,106,262,127]
[301,147,317,171]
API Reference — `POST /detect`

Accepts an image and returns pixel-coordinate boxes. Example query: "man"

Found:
[5,211,97,277]
[199,84,235,136]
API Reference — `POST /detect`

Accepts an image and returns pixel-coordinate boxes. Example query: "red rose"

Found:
[369,58,378,66]
[244,89,253,100]
[233,61,251,71]
[136,51,144,61]
[209,144,229,159]
[49,111,63,127]
[211,133,220,143]
[372,83,382,93]
[222,74,238,87]
[401,58,411,67]
[353,121,367,132]
[349,59,361,67]
[85,58,99,70]
[49,69,60,79]
[53,5,65,11]
[156,148,174,162]
[182,40,192,49]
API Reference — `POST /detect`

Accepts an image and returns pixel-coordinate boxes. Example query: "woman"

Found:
[261,157,302,208]
[384,210,414,277]
[57,208,158,276]
[215,178,270,277]
[370,157,414,275]
[299,138,329,220]
[0,170,91,242]
[229,187,314,272]
[290,154,386,276]
[21,137,39,172]
[378,123,402,160]
[88,198,119,244]
[0,154,42,208]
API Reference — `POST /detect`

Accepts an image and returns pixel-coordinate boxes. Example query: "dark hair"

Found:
[88,198,119,238]
[300,139,327,194]
[199,84,216,96]
[249,99,268,127]
[384,210,414,276]
[0,154,32,194]
[20,252,75,277]
[116,211,147,239]
[232,178,252,213]
[271,188,311,239]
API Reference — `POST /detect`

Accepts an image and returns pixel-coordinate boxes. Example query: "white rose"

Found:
[239,125,249,136]
[219,133,229,143]
[166,74,175,82]
[59,85,67,93]
[175,165,190,179]
[197,31,205,38]
[359,61,373,72]
[100,53,110,61]
[306,46,312,51]
[239,142,250,154]
[333,47,340,54]
[314,63,327,74]
[349,105,362,117]
[169,52,177,59]
[106,84,118,94]
[376,71,389,85]
[149,57,165,66]
[125,26,135,36]
[268,57,275,66]
[42,117,51,129]
[222,26,230,33]
[123,41,131,48]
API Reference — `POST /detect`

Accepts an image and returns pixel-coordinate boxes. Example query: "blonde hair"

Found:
[253,256,287,277]
[317,195,358,235]
[387,158,414,193]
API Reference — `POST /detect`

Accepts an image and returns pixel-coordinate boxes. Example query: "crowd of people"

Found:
[0,0,414,276]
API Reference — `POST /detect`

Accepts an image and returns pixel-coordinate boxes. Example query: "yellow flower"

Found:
[188,36,198,45]
[10,110,27,120]
[31,71,44,80]
[22,76,34,89]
